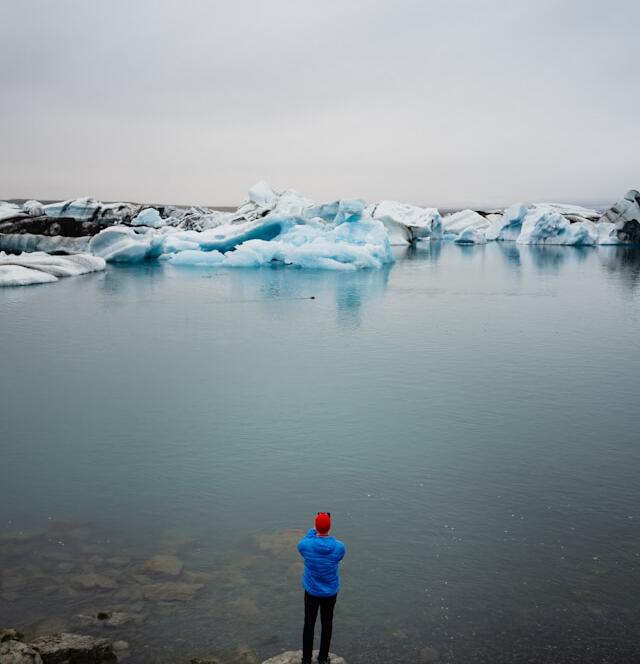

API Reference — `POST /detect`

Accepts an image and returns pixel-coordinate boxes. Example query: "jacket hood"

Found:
[312,536,338,555]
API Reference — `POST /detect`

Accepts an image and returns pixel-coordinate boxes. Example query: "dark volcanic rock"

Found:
[600,189,640,243]
[30,633,117,663]
[0,216,112,238]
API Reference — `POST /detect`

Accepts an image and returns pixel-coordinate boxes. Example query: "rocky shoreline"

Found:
[0,523,365,664]
[1,629,354,664]
[0,629,348,664]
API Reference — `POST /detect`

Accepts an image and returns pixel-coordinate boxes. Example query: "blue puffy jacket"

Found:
[297,528,346,597]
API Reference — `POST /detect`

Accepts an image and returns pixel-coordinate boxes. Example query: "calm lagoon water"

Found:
[2,242,640,663]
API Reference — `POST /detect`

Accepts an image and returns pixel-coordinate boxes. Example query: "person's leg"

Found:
[302,591,320,663]
[318,593,337,662]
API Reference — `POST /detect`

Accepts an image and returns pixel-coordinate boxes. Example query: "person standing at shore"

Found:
[297,512,346,664]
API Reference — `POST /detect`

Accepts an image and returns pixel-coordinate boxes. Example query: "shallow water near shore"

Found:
[2,242,640,663]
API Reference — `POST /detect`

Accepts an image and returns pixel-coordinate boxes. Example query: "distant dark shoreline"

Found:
[2,197,609,215]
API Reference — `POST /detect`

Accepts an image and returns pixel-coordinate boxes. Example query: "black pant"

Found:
[303,590,337,662]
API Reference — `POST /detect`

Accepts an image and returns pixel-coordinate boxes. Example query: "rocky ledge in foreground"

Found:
[260,652,346,664]
[0,629,117,663]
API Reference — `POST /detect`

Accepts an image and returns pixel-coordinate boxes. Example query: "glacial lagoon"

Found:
[2,242,640,663]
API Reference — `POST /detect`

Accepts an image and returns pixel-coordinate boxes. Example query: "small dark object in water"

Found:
[310,296,315,299]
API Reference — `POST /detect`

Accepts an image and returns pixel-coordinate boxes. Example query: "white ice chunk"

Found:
[168,249,225,266]
[0,264,58,286]
[230,184,314,223]
[0,202,24,223]
[131,208,164,228]
[89,226,153,262]
[594,221,624,245]
[161,234,201,254]
[0,251,105,287]
[455,226,487,244]
[442,209,490,235]
[534,202,600,220]
[368,201,443,245]
[248,180,278,207]
[485,203,528,241]
[517,209,595,245]
[218,203,394,270]
[22,200,44,217]
[197,216,299,253]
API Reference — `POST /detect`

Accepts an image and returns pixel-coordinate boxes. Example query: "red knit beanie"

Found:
[315,512,331,534]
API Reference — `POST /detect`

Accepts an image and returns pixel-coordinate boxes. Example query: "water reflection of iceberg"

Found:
[522,245,592,272]
[496,241,522,270]
[335,264,391,328]
[218,262,391,329]
[598,246,640,290]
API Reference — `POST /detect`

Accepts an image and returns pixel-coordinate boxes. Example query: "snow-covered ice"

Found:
[442,209,491,235]
[455,226,487,244]
[168,200,394,270]
[132,208,165,229]
[0,252,105,287]
[517,208,595,246]
[486,203,527,241]
[368,201,443,245]
[89,226,157,262]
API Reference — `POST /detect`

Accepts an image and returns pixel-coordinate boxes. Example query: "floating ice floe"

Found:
[367,201,443,245]
[485,203,527,241]
[534,202,600,223]
[88,226,162,262]
[517,208,595,246]
[0,252,105,287]
[0,202,24,223]
[168,200,394,270]
[22,200,45,217]
[131,208,165,229]
[442,209,491,235]
[455,226,487,244]
[229,182,314,225]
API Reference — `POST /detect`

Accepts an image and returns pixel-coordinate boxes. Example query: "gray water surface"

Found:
[2,242,640,663]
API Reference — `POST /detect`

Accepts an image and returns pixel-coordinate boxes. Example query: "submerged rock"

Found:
[30,633,117,663]
[261,652,345,664]
[141,581,203,602]
[143,554,184,577]
[70,573,117,590]
[418,645,440,662]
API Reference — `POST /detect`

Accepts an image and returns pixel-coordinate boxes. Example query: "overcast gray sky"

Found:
[1,0,638,208]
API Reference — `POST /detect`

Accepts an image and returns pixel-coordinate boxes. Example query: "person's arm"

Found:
[337,541,346,561]
[297,529,317,556]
